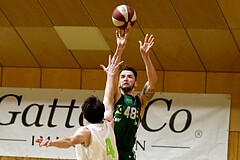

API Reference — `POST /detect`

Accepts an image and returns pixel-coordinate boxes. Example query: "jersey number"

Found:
[105,138,116,158]
[124,106,137,119]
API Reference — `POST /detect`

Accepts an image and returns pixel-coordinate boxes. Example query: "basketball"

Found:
[112,4,137,30]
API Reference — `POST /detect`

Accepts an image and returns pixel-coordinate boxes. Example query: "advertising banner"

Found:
[136,92,230,160]
[0,87,231,160]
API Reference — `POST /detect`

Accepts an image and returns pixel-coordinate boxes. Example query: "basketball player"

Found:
[101,30,158,160]
[36,55,123,160]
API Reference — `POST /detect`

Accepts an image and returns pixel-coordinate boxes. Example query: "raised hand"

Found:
[100,55,123,75]
[116,29,128,50]
[139,34,154,56]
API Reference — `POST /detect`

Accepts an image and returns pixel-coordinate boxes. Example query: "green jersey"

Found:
[113,94,141,160]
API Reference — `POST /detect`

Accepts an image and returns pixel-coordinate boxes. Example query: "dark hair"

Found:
[120,65,138,80]
[81,95,105,124]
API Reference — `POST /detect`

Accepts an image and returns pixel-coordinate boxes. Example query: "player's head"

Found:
[119,65,138,92]
[81,95,105,124]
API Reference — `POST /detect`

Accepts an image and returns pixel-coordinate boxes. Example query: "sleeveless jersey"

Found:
[75,120,118,160]
[114,94,141,160]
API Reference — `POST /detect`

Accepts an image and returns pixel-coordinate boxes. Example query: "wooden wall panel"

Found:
[145,28,204,71]
[0,0,52,27]
[81,70,164,92]
[239,132,240,160]
[172,0,227,29]
[187,29,240,72]
[164,71,206,93]
[218,0,240,29]
[2,67,41,88]
[0,27,39,67]
[81,69,106,90]
[16,27,79,68]
[133,70,163,92]
[71,50,111,69]
[206,73,240,106]
[207,73,240,131]
[41,68,81,89]
[228,132,239,160]
[0,67,2,87]
[38,0,94,26]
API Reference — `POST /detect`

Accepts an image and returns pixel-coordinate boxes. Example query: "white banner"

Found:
[0,87,230,160]
[136,93,231,160]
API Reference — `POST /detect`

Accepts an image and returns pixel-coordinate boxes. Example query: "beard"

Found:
[119,84,134,93]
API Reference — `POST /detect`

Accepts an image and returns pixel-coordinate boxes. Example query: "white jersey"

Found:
[75,120,118,160]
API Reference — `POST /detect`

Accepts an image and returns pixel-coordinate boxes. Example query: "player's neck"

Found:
[121,89,134,96]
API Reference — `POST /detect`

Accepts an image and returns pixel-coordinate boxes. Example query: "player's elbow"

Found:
[148,78,158,89]
[151,75,158,88]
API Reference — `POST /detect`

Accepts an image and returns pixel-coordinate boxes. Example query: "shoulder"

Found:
[114,93,124,103]
[102,119,112,126]
[116,90,123,98]
[71,127,91,146]
[74,126,91,137]
[137,86,155,104]
[135,95,141,103]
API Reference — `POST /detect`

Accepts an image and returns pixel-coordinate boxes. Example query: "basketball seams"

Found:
[112,4,137,30]
[112,9,125,22]
[126,5,133,22]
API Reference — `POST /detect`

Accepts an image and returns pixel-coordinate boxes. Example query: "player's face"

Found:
[119,70,136,92]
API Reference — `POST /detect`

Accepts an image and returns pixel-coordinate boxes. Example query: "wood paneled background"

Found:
[0,67,239,160]
[1,0,240,159]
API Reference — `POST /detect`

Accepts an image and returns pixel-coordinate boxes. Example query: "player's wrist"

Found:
[116,45,125,51]
[48,140,53,147]
[107,72,117,76]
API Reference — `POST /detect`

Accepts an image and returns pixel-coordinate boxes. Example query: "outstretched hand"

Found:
[100,55,123,75]
[116,29,128,50]
[139,34,154,56]
[36,138,52,147]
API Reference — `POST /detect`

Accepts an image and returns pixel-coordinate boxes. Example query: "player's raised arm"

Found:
[101,55,123,124]
[112,30,128,62]
[138,34,158,117]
